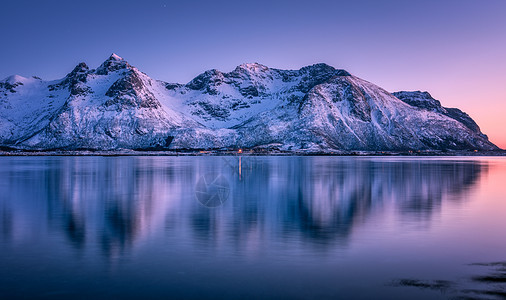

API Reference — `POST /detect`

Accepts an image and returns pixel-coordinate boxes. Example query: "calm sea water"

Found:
[0,156,505,299]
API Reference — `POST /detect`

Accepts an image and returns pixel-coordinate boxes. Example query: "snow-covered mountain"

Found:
[0,54,498,151]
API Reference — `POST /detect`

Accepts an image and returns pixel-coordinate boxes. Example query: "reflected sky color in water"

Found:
[0,156,505,299]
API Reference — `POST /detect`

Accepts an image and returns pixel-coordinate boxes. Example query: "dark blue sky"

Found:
[1,0,506,146]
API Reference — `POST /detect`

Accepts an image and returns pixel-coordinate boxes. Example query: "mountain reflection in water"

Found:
[0,157,484,258]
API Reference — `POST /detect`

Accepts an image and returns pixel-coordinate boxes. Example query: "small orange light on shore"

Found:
[238,149,243,154]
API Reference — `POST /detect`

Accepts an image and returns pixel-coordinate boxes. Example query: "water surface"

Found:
[0,156,505,299]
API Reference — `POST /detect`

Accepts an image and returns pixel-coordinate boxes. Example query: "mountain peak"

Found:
[299,63,350,77]
[70,62,89,74]
[300,63,335,71]
[4,74,29,85]
[95,53,131,75]
[393,91,444,113]
[2,75,40,88]
[109,53,124,61]
[234,62,269,73]
[63,62,89,84]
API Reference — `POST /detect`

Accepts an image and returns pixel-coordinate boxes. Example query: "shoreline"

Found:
[1,149,505,157]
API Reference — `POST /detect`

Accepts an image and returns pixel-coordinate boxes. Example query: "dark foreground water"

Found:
[0,156,505,299]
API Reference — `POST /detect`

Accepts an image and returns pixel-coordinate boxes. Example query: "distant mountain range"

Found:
[0,54,498,151]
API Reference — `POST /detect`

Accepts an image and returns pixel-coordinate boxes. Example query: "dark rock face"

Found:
[0,82,17,93]
[190,101,231,120]
[394,91,443,111]
[67,63,89,81]
[186,70,225,91]
[105,70,161,109]
[67,63,90,95]
[331,77,371,121]
[95,54,131,75]
[393,91,483,135]
[135,136,174,150]
[48,62,90,95]
[164,83,184,90]
[292,63,351,93]
[239,85,259,97]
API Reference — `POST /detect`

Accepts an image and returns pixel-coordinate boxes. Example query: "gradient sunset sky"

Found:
[1,0,505,148]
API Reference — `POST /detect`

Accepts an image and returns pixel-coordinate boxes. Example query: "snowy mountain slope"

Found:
[0,54,498,151]
[226,74,496,151]
[294,76,494,150]
[0,75,68,145]
[161,63,344,130]
[1,55,201,150]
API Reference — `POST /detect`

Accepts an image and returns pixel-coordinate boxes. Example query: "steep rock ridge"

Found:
[95,53,131,75]
[393,91,484,136]
[0,54,498,151]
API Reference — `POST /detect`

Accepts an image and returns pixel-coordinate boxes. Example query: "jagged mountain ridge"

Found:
[393,91,484,135]
[0,54,498,151]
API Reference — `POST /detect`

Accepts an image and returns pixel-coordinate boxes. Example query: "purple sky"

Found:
[1,0,505,147]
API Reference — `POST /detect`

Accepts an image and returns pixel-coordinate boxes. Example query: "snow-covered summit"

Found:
[234,62,270,73]
[2,74,40,86]
[109,53,124,61]
[4,75,28,84]
[0,54,498,151]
